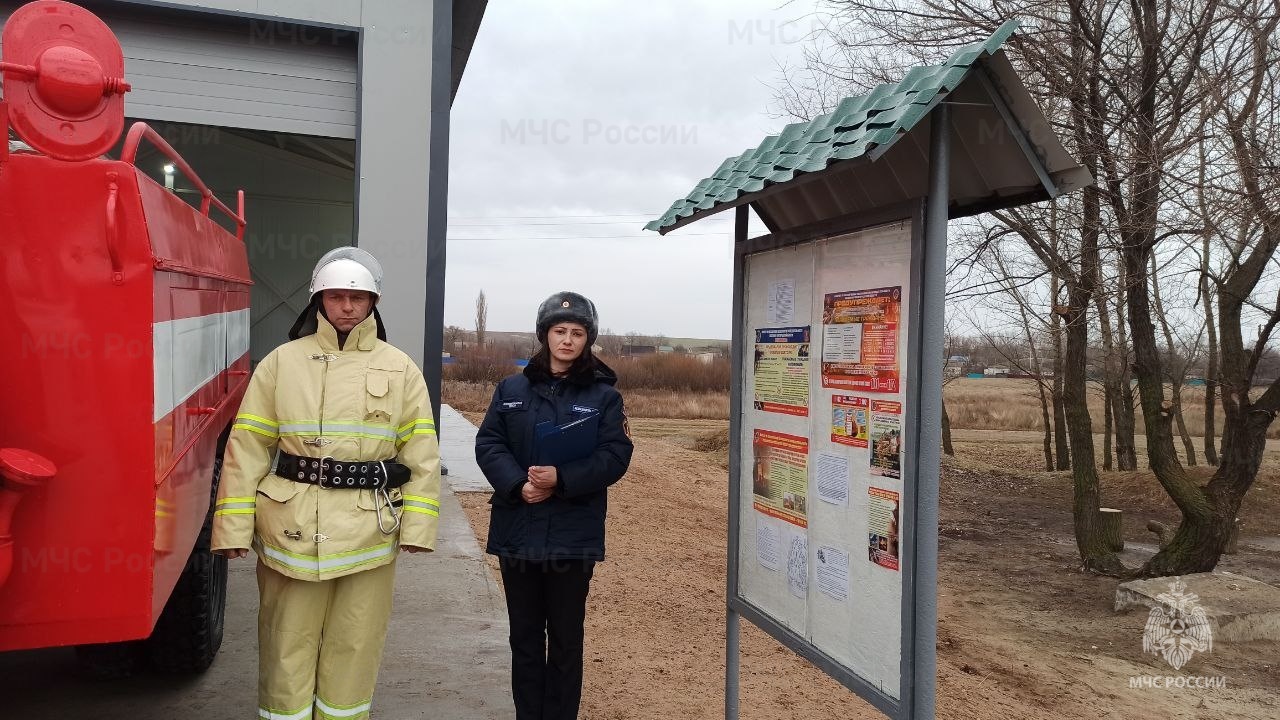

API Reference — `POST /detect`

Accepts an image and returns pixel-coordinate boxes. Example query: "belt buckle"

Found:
[318,455,333,489]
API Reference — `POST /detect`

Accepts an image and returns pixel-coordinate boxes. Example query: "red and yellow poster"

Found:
[821,286,901,393]
[752,429,809,527]
[868,487,900,571]
[831,395,869,448]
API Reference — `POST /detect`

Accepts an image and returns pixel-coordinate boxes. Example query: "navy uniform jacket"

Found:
[475,358,634,561]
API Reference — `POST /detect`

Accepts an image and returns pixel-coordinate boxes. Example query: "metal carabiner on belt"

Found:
[375,486,401,535]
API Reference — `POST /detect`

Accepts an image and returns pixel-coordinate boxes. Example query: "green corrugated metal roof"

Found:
[645,21,1019,233]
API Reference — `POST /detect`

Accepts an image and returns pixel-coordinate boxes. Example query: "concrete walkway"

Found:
[439,403,492,492]
[2,406,510,719]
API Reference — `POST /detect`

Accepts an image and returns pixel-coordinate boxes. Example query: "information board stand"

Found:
[725,106,947,719]
[646,22,1091,720]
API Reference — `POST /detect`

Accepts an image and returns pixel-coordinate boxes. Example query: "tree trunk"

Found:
[1053,373,1069,469]
[1197,140,1220,466]
[941,397,955,457]
[1140,498,1236,575]
[1103,384,1114,471]
[1150,254,1197,465]
[1063,291,1123,573]
[1224,518,1241,555]
[1099,508,1124,552]
[1039,382,1054,471]
[1051,271,1070,470]
[1114,263,1139,471]
[1090,285,1121,471]
[1063,31,1122,573]
[1123,221,1222,576]
[1015,291,1054,472]
[1201,236,1220,465]
[1095,287,1119,472]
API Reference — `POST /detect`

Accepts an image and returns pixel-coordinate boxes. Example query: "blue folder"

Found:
[533,413,600,466]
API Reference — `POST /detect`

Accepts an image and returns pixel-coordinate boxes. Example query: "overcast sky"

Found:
[445,0,821,340]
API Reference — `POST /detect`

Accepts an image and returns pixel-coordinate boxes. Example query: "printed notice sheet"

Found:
[753,327,811,416]
[869,400,903,479]
[786,527,809,599]
[756,517,781,571]
[767,279,796,325]
[831,395,869,448]
[868,487,901,571]
[752,430,809,527]
[816,545,850,602]
[821,286,902,393]
[815,452,850,507]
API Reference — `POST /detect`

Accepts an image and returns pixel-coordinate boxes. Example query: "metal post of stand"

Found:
[912,100,949,720]
[725,203,750,720]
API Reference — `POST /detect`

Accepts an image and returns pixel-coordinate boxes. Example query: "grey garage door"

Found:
[0,0,358,139]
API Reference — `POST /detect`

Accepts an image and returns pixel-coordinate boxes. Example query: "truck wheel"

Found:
[147,451,228,673]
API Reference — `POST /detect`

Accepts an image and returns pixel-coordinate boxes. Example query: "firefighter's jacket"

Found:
[211,312,440,581]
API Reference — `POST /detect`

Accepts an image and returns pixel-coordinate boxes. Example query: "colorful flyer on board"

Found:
[752,429,809,527]
[869,400,902,479]
[753,327,811,416]
[830,395,869,448]
[821,286,902,393]
[868,487,900,571]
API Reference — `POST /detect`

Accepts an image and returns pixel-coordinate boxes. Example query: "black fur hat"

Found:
[536,291,598,345]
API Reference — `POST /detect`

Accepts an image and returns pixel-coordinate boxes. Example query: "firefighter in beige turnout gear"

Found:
[212,248,440,720]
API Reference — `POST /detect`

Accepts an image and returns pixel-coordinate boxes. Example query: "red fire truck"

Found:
[0,0,249,674]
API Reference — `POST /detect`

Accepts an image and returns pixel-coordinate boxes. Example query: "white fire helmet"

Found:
[309,247,383,297]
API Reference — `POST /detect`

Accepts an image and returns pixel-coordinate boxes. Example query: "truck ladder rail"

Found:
[120,122,247,242]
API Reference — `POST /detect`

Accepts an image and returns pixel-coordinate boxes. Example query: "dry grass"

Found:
[446,375,1277,440]
[605,354,730,393]
[442,380,728,420]
[442,349,511,384]
[947,377,1280,439]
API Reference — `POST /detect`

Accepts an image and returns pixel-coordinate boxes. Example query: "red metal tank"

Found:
[0,0,250,672]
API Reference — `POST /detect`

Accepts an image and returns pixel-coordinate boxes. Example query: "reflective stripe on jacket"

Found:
[211,312,441,581]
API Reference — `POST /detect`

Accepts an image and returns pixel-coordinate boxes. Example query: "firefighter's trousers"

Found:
[257,559,396,720]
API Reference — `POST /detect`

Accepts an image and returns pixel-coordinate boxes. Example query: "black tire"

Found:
[146,445,229,673]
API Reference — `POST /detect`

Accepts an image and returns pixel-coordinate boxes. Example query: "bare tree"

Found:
[444,325,468,355]
[1133,0,1280,575]
[475,289,488,349]
[992,248,1056,471]
[774,0,1276,575]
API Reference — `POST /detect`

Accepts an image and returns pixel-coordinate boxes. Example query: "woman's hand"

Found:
[214,548,249,559]
[521,481,553,504]
[527,465,558,490]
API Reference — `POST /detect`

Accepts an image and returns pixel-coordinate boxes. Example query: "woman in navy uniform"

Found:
[475,291,633,720]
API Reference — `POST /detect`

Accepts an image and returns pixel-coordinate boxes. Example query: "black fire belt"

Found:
[275,451,411,490]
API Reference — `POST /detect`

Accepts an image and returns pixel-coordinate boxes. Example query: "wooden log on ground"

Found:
[1099,507,1124,552]
[1146,520,1175,548]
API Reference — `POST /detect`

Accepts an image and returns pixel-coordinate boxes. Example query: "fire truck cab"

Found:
[0,0,249,673]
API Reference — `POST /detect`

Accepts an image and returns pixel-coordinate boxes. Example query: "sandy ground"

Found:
[455,414,1280,720]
